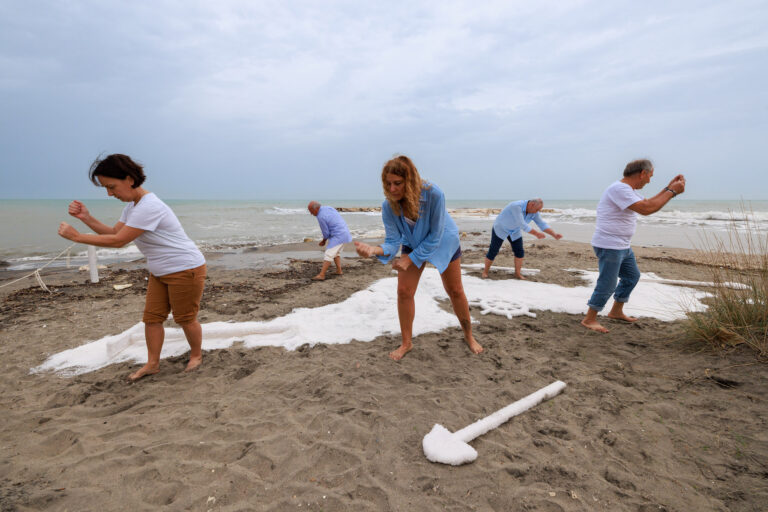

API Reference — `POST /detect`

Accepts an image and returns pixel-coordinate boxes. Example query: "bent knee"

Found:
[397,287,416,300]
[444,286,466,302]
[173,312,199,325]
[143,311,170,324]
[624,271,641,285]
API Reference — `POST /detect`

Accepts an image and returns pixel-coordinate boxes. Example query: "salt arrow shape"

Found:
[422,380,566,465]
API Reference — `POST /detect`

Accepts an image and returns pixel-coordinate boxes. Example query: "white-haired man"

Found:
[307,201,353,281]
[482,198,562,280]
[581,159,686,333]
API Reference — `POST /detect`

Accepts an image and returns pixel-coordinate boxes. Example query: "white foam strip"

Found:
[461,264,540,276]
[639,272,749,290]
[33,269,711,376]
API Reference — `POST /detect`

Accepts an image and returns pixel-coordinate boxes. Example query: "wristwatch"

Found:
[664,187,677,197]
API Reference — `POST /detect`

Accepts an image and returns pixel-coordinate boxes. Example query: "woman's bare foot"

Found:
[607,312,638,322]
[185,355,202,372]
[514,273,527,280]
[389,343,412,361]
[481,272,489,279]
[581,318,609,333]
[128,363,160,382]
[465,336,483,354]
[311,274,326,281]
[335,270,343,275]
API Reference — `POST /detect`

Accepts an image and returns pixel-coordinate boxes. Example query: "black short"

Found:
[401,245,462,262]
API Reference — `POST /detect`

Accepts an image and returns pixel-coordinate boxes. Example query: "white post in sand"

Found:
[88,245,99,283]
[422,380,566,465]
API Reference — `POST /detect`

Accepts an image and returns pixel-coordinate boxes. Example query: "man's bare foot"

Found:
[607,312,638,323]
[389,343,412,361]
[514,274,527,280]
[581,318,609,333]
[312,274,326,281]
[128,363,159,382]
[185,355,202,372]
[465,336,483,354]
[481,272,489,279]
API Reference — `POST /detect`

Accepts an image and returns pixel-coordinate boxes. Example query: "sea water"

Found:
[2,198,767,272]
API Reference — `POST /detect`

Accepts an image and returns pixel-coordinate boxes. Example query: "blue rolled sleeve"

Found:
[318,216,330,240]
[532,213,550,232]
[377,203,403,264]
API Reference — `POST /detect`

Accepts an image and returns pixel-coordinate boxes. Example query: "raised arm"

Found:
[628,175,686,216]
[68,200,122,234]
[58,222,144,248]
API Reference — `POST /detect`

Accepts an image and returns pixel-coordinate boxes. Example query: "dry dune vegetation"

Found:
[685,206,768,358]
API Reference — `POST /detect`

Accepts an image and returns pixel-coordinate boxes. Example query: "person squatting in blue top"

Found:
[481,199,562,280]
[354,155,483,361]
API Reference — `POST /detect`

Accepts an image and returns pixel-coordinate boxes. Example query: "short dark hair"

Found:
[623,159,653,177]
[89,154,146,188]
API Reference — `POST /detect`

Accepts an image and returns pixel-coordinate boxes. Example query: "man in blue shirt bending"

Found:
[308,201,353,281]
[482,198,562,279]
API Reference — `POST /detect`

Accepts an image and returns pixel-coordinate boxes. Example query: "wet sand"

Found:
[1,239,766,511]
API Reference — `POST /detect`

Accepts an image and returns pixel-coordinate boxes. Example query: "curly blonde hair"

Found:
[381,155,425,220]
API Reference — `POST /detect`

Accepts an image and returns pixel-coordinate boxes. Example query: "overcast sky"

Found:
[1,0,766,201]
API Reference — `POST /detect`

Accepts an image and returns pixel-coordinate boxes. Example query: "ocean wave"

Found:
[74,245,144,259]
[340,211,381,217]
[195,221,253,231]
[265,207,305,215]
[5,245,145,271]
[538,207,768,229]
[349,228,386,239]
[539,208,597,221]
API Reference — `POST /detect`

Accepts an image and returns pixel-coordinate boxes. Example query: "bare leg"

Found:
[581,307,609,333]
[481,257,493,278]
[441,258,483,354]
[333,255,343,275]
[129,322,164,381]
[181,320,203,371]
[607,301,637,322]
[514,257,526,280]
[313,261,332,280]
[391,263,425,361]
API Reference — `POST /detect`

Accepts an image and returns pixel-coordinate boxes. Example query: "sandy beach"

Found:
[1,238,766,511]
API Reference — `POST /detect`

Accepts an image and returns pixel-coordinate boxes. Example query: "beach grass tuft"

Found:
[685,204,768,358]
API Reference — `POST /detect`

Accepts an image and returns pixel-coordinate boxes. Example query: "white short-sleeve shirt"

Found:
[591,181,643,250]
[119,193,205,276]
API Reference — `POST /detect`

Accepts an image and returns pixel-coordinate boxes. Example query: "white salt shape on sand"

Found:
[639,271,749,289]
[461,264,540,276]
[33,269,711,376]
[423,380,567,465]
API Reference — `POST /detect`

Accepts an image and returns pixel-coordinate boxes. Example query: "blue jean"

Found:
[587,247,640,312]
[486,231,524,260]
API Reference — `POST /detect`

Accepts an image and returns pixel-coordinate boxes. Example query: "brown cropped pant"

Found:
[143,264,206,325]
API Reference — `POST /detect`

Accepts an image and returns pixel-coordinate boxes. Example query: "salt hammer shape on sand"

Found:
[422,380,567,465]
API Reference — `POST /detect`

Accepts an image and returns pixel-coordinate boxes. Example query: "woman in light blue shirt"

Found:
[355,156,483,360]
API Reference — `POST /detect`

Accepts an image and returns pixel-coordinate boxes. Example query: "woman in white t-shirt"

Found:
[58,154,207,382]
